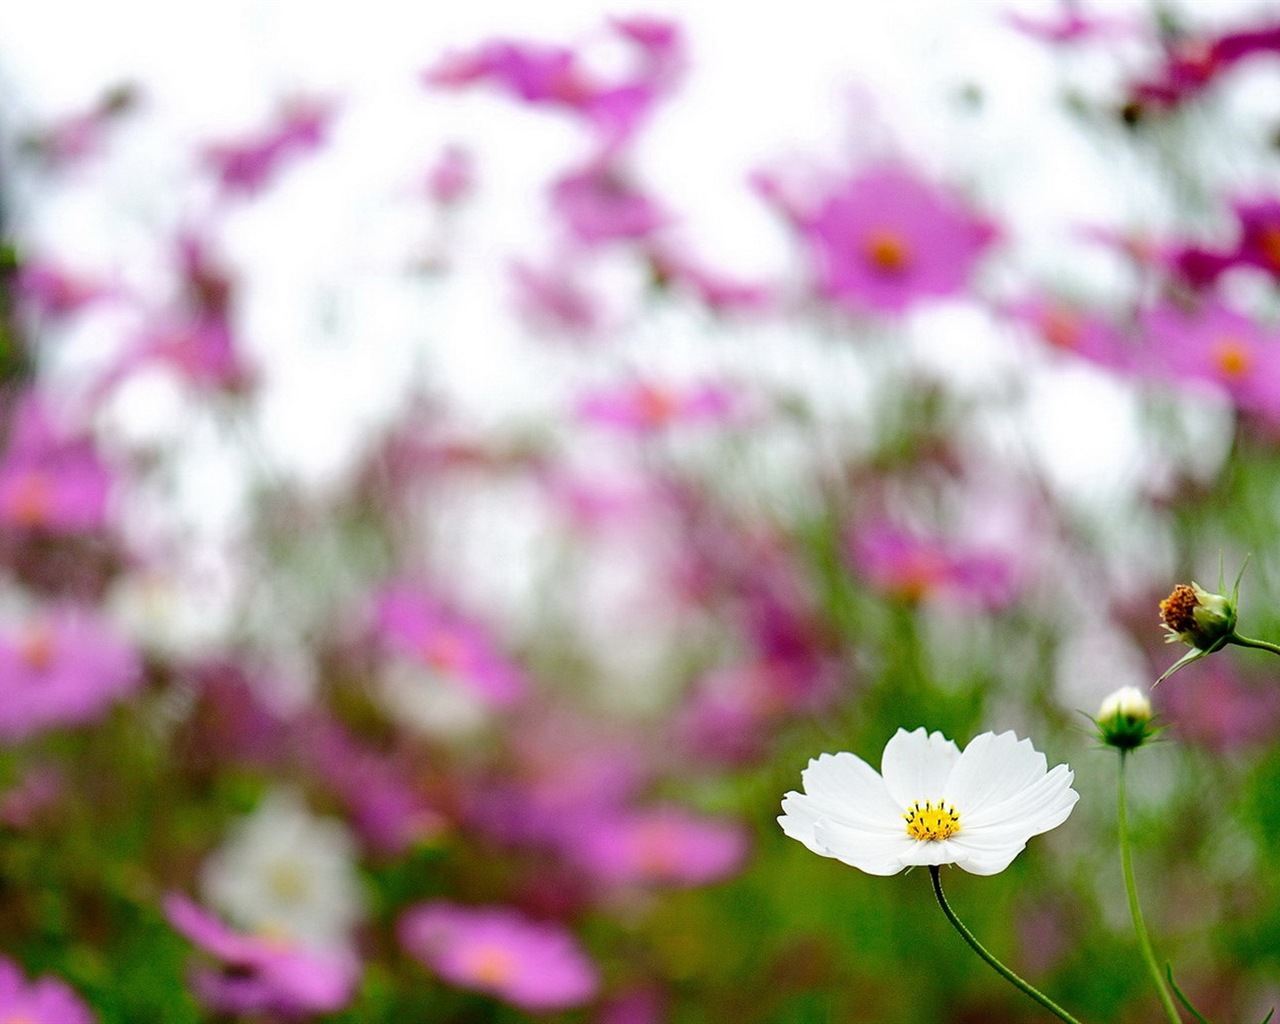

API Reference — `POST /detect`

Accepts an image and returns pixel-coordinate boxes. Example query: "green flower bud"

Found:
[1095,686,1157,751]
[1158,582,1235,652]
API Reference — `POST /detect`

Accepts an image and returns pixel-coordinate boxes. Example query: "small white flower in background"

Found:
[779,727,1078,876]
[201,786,366,950]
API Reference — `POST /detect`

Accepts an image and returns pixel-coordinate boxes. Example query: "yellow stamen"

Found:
[864,229,911,275]
[467,944,515,986]
[1040,306,1081,351]
[1211,336,1253,379]
[7,471,51,527]
[422,632,466,673]
[903,800,961,841]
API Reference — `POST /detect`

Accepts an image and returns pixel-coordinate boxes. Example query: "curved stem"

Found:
[1229,633,1280,658]
[1117,752,1182,1024]
[928,865,1083,1024]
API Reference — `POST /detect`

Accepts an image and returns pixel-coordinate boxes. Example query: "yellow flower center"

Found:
[18,623,55,671]
[466,943,516,986]
[1211,336,1253,379]
[1039,306,1081,351]
[266,859,310,905]
[7,470,52,527]
[903,800,961,841]
[422,632,466,673]
[864,229,912,275]
[1257,225,1280,272]
[635,384,679,427]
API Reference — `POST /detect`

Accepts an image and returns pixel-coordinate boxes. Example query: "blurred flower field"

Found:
[3,3,1280,1021]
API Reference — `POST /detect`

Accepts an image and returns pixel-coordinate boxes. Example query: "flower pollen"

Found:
[903,800,960,842]
[1259,225,1280,272]
[1159,583,1200,638]
[864,229,912,275]
[1211,336,1253,379]
[466,944,516,987]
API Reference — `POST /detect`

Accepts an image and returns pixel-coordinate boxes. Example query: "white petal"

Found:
[880,728,960,806]
[813,818,918,875]
[778,793,836,857]
[942,731,1047,814]
[963,764,1078,836]
[797,752,903,827]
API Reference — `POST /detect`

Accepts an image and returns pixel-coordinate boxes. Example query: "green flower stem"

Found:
[928,865,1083,1024]
[1228,632,1280,658]
[1117,751,1182,1024]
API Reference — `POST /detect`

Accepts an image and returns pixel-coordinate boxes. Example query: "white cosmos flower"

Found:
[201,786,366,950]
[778,727,1078,876]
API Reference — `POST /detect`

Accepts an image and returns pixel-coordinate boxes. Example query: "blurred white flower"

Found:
[779,727,1077,876]
[201,786,365,949]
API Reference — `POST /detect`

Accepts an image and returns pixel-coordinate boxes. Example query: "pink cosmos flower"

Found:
[0,606,141,740]
[1003,295,1137,372]
[203,97,335,198]
[307,719,446,854]
[510,259,606,337]
[550,160,669,247]
[1129,19,1280,109]
[1160,661,1280,753]
[164,894,359,1016]
[423,18,682,148]
[800,164,997,315]
[399,901,599,1011]
[0,957,94,1024]
[1231,196,1280,279]
[15,259,116,320]
[424,144,476,207]
[373,585,527,707]
[850,522,1018,608]
[576,379,737,433]
[564,805,749,887]
[647,249,774,315]
[22,83,139,170]
[0,396,113,534]
[1141,300,1280,421]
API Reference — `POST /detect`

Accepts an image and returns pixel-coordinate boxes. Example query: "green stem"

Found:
[1117,752,1182,1024]
[928,865,1083,1024]
[1228,633,1280,658]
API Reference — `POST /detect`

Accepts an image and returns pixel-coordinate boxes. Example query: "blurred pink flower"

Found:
[0,396,113,534]
[374,584,527,707]
[1004,295,1136,371]
[424,17,682,148]
[399,901,599,1011]
[1005,5,1137,44]
[648,248,775,315]
[551,160,669,246]
[850,522,1018,608]
[1129,18,1280,109]
[307,719,446,854]
[1161,662,1280,753]
[15,259,116,320]
[424,144,476,207]
[0,606,141,740]
[0,765,64,829]
[21,83,139,170]
[565,805,749,887]
[0,957,94,1024]
[203,97,335,198]
[511,259,606,337]
[164,893,359,1016]
[576,379,737,433]
[1141,300,1280,421]
[800,164,997,315]
[1231,196,1280,279]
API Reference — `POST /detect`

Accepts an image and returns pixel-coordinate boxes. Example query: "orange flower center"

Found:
[635,384,679,427]
[6,471,52,527]
[1159,583,1200,636]
[421,632,466,673]
[1040,307,1081,351]
[1211,336,1253,379]
[1258,225,1280,272]
[18,623,55,671]
[466,944,515,987]
[864,229,911,275]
